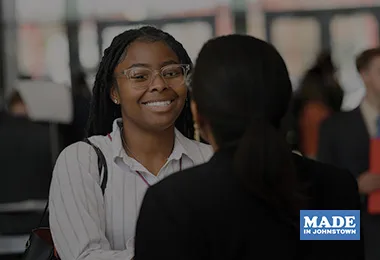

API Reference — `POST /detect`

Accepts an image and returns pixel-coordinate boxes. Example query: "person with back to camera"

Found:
[134,35,364,260]
[292,51,343,159]
[48,26,213,260]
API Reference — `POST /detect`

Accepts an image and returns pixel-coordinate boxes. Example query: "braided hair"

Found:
[86,26,194,139]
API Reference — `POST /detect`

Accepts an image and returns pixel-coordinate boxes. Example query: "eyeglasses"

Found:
[117,64,191,90]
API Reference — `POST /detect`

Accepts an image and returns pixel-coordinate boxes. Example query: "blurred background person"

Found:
[318,47,380,260]
[292,51,344,158]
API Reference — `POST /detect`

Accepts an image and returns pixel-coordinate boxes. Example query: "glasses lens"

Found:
[127,68,152,89]
[161,65,187,87]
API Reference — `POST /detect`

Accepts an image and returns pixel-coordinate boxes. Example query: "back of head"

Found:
[313,50,335,74]
[355,47,380,101]
[296,50,343,112]
[356,47,380,73]
[191,35,305,223]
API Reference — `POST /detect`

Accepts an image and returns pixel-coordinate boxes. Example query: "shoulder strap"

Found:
[37,123,60,227]
[83,138,108,195]
[36,139,108,229]
[37,139,108,228]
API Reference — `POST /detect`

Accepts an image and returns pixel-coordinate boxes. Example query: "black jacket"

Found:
[135,148,363,260]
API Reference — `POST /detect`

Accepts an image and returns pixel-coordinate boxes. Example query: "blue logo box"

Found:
[300,210,360,240]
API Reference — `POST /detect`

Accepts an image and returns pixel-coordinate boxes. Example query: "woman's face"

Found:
[111,40,188,132]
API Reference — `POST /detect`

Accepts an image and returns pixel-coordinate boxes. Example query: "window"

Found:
[271,17,321,87]
[79,22,99,70]
[45,31,70,84]
[18,24,70,84]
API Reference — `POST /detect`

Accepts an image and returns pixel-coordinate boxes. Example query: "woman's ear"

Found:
[110,85,120,105]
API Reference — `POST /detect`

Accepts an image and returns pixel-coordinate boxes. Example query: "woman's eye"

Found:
[130,72,150,81]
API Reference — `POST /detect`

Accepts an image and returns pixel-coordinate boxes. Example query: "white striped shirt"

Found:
[49,118,213,260]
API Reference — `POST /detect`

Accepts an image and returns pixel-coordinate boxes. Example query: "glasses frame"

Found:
[116,64,191,89]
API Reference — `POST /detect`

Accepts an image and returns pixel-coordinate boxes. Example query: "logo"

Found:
[300,210,360,240]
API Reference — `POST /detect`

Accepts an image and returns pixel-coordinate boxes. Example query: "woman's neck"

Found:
[121,121,175,175]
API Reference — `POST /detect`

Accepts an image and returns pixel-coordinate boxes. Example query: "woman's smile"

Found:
[141,98,176,112]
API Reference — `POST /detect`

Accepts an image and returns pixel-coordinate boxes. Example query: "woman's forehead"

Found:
[117,41,179,70]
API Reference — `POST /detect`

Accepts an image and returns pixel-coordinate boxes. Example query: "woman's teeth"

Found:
[144,100,172,107]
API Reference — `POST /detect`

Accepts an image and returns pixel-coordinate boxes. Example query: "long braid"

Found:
[87,33,134,136]
[86,26,195,139]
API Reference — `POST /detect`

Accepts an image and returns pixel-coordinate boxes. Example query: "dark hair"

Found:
[313,50,336,74]
[356,47,380,72]
[86,26,194,138]
[191,35,306,224]
[294,51,343,114]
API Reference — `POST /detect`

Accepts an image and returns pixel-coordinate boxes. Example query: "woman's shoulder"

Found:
[61,135,111,154]
[176,132,213,163]
[50,136,112,200]
[190,139,213,154]
[54,135,112,171]
[193,140,213,162]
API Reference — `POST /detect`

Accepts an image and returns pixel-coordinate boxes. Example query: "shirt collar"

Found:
[109,118,196,164]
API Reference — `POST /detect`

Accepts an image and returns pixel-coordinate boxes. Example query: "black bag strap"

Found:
[83,138,108,195]
[37,139,108,228]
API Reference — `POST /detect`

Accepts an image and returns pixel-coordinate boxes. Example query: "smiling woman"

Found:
[48,26,213,260]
